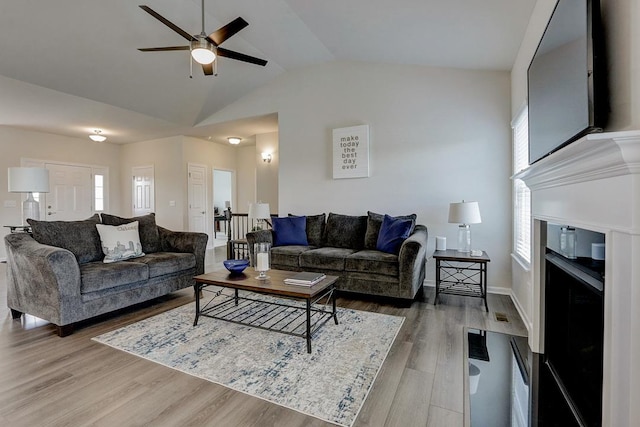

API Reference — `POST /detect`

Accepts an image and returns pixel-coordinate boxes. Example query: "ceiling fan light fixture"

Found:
[89,130,106,142]
[191,38,216,65]
[228,137,241,145]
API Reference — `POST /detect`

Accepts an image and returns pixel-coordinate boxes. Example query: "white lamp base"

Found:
[458,224,471,252]
[22,192,40,224]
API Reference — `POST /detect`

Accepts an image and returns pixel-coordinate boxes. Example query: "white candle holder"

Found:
[254,242,271,280]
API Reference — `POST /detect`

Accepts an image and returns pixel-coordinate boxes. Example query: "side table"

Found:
[433,249,490,311]
[4,225,32,234]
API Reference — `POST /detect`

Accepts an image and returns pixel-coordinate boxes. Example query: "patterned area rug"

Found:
[93,294,404,427]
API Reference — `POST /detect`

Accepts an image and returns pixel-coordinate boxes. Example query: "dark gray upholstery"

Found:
[247,213,428,302]
[81,261,149,293]
[101,213,162,253]
[289,213,326,247]
[271,245,315,268]
[300,247,356,270]
[324,213,367,250]
[28,214,103,264]
[4,219,208,335]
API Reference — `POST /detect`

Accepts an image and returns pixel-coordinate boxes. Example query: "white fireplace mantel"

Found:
[514,130,640,427]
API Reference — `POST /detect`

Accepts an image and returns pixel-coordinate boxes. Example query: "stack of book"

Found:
[284,271,326,286]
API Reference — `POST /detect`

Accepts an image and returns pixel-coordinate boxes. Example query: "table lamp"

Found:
[448,200,481,253]
[248,202,271,228]
[8,167,50,224]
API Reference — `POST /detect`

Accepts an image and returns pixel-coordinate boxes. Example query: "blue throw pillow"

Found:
[376,214,415,254]
[273,216,309,246]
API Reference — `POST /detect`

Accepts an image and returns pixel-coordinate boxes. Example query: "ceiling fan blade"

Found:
[138,46,190,52]
[217,47,267,66]
[207,17,249,46]
[202,63,214,76]
[139,5,195,42]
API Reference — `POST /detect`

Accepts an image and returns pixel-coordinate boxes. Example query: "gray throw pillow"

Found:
[364,211,417,250]
[101,213,161,253]
[28,214,104,264]
[289,213,326,247]
[324,213,367,250]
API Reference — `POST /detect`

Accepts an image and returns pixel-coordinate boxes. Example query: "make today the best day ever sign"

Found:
[332,125,370,179]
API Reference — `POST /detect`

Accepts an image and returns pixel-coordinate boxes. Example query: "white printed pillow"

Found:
[96,221,145,263]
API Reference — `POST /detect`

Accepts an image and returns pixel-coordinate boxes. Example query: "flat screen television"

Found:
[527,0,607,165]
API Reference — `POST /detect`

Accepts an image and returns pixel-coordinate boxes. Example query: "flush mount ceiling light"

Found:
[89,130,106,142]
[190,35,216,64]
[228,137,241,145]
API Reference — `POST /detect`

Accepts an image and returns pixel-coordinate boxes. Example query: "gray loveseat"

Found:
[247,212,428,302]
[4,213,207,336]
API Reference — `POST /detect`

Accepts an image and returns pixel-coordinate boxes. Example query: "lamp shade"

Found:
[8,167,50,193]
[248,203,271,220]
[448,201,481,224]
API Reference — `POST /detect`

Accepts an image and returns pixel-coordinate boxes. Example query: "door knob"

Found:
[201,211,206,214]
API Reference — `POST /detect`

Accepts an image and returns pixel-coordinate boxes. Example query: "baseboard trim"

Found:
[509,290,533,336]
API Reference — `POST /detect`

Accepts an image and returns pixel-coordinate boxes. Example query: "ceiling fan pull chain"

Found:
[214,57,218,76]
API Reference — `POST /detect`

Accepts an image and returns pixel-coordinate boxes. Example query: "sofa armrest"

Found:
[158,227,208,275]
[398,224,429,299]
[246,230,274,266]
[4,233,82,325]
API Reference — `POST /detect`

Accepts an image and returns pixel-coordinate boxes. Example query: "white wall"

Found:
[119,136,184,231]
[256,131,279,211]
[200,61,512,289]
[234,144,255,213]
[510,0,640,329]
[0,126,121,260]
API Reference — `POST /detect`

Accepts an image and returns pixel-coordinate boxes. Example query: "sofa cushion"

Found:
[96,221,145,263]
[101,213,161,254]
[126,252,195,278]
[300,247,356,271]
[324,213,367,250]
[28,214,103,264]
[271,245,313,268]
[80,261,149,293]
[376,214,415,254]
[364,211,417,250]
[272,216,308,246]
[345,250,400,277]
[289,213,326,247]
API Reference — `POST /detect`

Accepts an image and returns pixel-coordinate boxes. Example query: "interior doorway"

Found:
[213,169,233,245]
[132,165,154,217]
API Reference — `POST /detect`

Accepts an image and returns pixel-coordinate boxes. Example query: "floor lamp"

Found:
[8,167,50,224]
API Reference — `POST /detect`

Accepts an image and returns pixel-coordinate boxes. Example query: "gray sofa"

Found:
[4,213,208,336]
[247,212,428,302]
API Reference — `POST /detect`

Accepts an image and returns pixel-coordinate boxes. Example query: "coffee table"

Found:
[193,269,339,353]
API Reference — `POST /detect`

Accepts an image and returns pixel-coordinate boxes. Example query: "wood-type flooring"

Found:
[0,255,526,427]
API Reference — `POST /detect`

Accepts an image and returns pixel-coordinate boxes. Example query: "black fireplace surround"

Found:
[541,249,604,426]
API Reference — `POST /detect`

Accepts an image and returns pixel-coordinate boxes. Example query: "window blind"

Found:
[512,106,531,265]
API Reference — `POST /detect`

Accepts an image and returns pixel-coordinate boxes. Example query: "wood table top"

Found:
[194,269,339,298]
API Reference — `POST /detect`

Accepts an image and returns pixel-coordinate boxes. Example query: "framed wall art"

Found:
[332,125,370,179]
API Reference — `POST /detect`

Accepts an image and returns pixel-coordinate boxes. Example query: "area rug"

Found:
[92,294,404,427]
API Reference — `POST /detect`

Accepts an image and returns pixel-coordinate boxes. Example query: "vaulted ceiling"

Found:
[0,0,536,145]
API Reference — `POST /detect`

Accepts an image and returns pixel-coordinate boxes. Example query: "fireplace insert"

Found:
[544,250,604,426]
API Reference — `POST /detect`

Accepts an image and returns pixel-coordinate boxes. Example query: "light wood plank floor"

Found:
[0,259,527,427]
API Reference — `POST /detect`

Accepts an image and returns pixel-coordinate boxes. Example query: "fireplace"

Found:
[515,130,640,426]
[544,242,604,426]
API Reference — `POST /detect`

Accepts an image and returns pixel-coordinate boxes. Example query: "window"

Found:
[512,105,531,265]
[94,173,105,212]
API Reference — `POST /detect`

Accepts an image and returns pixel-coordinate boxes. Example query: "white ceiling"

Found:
[0,0,536,145]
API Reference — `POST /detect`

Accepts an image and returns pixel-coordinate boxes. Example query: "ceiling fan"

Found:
[138,1,267,76]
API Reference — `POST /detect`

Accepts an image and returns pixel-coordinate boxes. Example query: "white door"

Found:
[44,164,93,221]
[188,164,207,234]
[132,165,154,216]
